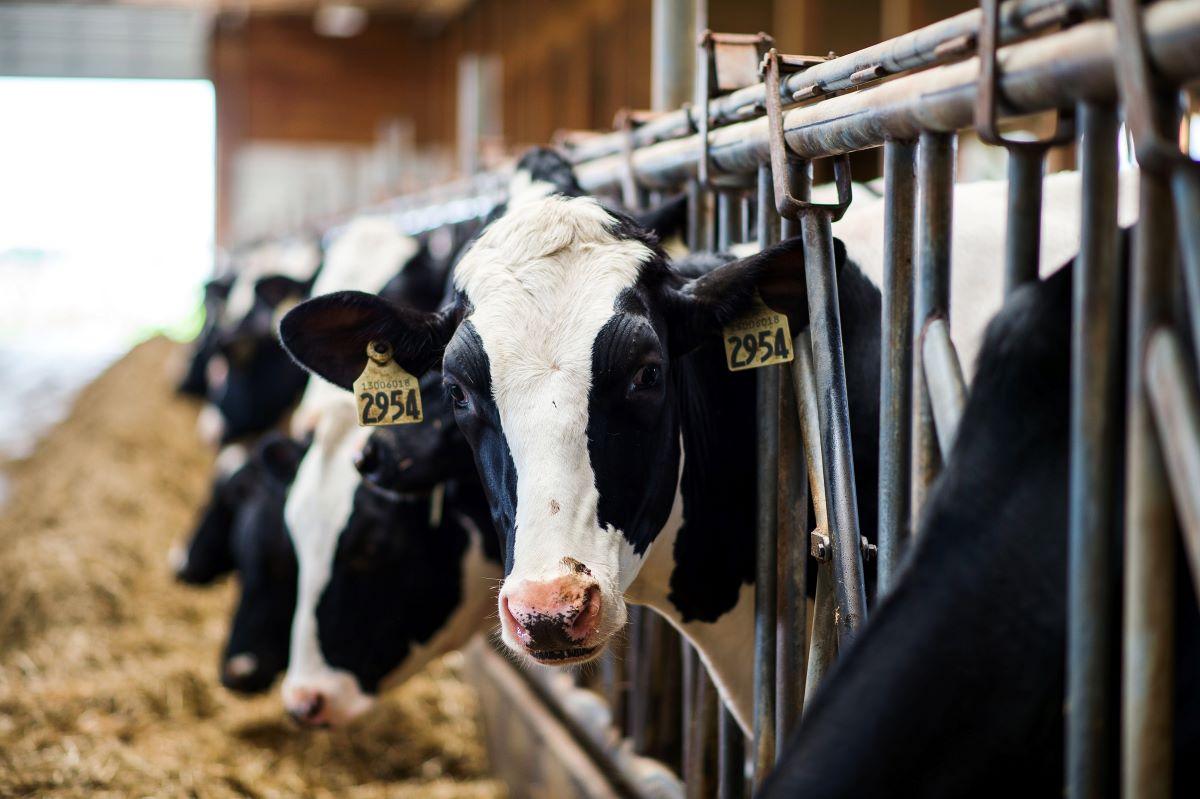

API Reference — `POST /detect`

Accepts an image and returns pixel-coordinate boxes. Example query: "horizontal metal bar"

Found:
[921,318,968,456]
[575,2,1200,193]
[566,0,1105,165]
[1146,327,1200,605]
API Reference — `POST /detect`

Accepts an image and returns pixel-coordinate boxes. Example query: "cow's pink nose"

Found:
[502,574,602,655]
[286,689,328,727]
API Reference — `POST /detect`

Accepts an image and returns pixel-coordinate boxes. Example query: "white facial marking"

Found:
[453,195,654,634]
[214,442,249,478]
[282,399,371,715]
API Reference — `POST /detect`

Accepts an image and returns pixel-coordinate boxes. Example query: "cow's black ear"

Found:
[665,236,840,355]
[280,291,459,390]
[255,433,307,486]
[206,275,234,302]
[255,275,309,308]
[633,194,688,242]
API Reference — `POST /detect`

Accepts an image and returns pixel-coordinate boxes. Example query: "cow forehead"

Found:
[452,195,654,392]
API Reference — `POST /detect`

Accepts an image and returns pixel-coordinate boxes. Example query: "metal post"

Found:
[799,206,868,643]
[651,0,697,113]
[911,131,955,526]
[1004,149,1046,294]
[1122,148,1178,799]
[803,566,837,708]
[1146,329,1200,605]
[878,138,916,595]
[776,357,809,749]
[1066,101,1122,799]
[920,318,968,455]
[1170,169,1200,372]
[752,188,780,789]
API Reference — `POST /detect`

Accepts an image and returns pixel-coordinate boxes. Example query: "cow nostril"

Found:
[501,595,531,646]
[569,586,602,641]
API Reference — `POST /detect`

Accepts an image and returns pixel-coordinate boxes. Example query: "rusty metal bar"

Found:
[920,318,967,456]
[1065,100,1123,799]
[752,248,780,792]
[911,131,955,526]
[803,565,837,709]
[775,355,809,750]
[567,0,1105,165]
[573,3,1200,195]
[1146,328,1200,605]
[878,138,916,596]
[798,204,868,644]
[1122,153,1178,799]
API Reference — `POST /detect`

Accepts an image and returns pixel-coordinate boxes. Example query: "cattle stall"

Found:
[329,0,1200,796]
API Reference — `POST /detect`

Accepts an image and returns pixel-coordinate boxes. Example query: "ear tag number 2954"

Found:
[353,341,423,427]
[723,296,795,372]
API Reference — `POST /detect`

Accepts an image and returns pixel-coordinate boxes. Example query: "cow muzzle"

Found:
[281,670,375,728]
[500,572,603,665]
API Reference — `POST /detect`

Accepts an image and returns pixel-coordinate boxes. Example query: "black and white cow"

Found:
[761,250,1200,798]
[178,273,234,399]
[280,372,502,727]
[280,196,881,731]
[173,432,306,694]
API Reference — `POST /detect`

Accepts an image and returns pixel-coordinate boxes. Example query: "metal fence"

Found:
[369,1,1200,795]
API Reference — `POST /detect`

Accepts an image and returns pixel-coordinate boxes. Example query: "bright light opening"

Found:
[0,77,215,459]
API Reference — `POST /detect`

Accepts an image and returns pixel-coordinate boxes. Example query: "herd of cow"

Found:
[171,147,1199,796]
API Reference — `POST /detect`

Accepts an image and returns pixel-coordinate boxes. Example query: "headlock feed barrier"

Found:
[354,0,1200,795]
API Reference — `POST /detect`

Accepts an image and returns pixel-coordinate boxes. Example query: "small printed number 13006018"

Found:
[359,389,420,425]
[726,328,791,369]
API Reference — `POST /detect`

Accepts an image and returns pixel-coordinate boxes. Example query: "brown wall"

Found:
[210,0,976,243]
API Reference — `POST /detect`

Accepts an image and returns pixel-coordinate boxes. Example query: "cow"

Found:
[172,432,306,694]
[280,372,503,727]
[177,272,234,399]
[761,248,1200,798]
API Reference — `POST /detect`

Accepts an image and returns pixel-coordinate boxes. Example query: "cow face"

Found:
[281,399,494,728]
[178,274,234,398]
[173,434,305,694]
[281,196,808,668]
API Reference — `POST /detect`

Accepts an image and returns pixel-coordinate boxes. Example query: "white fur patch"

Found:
[214,442,249,478]
[506,168,558,209]
[223,239,321,326]
[453,196,653,624]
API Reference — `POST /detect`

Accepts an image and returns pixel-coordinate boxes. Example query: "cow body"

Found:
[762,254,1200,797]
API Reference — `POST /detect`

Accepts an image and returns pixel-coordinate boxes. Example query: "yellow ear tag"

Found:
[352,341,423,427]
[722,295,795,371]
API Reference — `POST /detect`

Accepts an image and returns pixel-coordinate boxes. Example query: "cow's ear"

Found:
[633,194,688,242]
[206,275,234,302]
[665,236,844,355]
[255,433,307,486]
[280,291,459,390]
[255,275,308,308]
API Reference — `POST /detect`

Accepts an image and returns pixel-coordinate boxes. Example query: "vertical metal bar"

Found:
[1169,168,1200,368]
[741,193,753,245]
[911,131,955,527]
[803,566,837,709]
[879,138,916,596]
[758,164,781,247]
[780,160,810,241]
[1146,329,1200,605]
[1004,148,1046,295]
[752,172,780,789]
[651,0,696,113]
[920,319,968,455]
[776,355,809,750]
[687,658,717,799]
[799,207,868,643]
[1066,101,1122,799]
[1122,147,1178,799]
[626,606,645,748]
[716,187,747,799]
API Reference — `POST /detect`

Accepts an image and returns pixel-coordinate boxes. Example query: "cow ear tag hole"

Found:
[352,340,424,427]
[722,292,795,371]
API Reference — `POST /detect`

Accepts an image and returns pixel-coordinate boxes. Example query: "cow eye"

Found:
[445,381,469,409]
[630,363,661,392]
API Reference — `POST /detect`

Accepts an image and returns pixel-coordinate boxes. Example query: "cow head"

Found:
[173,433,305,694]
[282,195,811,668]
[178,274,234,399]
[280,393,495,728]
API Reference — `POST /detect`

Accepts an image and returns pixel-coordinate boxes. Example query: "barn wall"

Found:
[210,0,977,244]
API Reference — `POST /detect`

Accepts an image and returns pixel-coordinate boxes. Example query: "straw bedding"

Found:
[0,337,504,799]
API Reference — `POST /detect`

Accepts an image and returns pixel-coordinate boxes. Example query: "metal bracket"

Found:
[698,31,774,188]
[1110,0,1199,174]
[760,48,853,221]
[810,531,877,563]
[974,0,1075,150]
